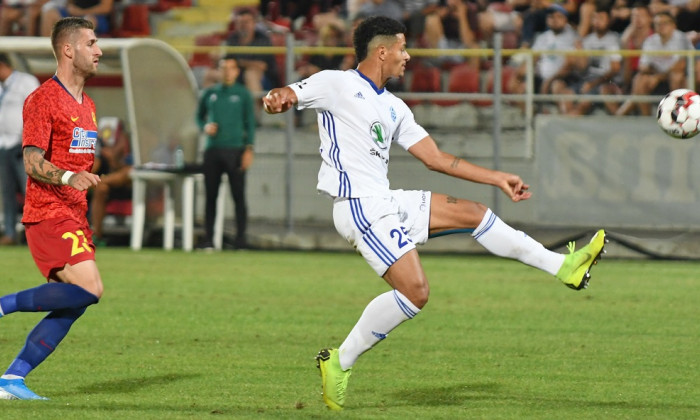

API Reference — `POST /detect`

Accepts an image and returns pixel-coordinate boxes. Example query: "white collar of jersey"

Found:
[353,69,385,95]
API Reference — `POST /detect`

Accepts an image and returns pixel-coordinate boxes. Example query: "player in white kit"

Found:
[262,16,607,411]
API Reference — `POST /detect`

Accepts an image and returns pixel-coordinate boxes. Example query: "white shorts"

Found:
[333,190,431,276]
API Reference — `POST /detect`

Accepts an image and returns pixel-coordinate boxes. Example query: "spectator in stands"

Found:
[40,0,113,36]
[0,0,44,36]
[225,7,279,97]
[569,7,623,115]
[356,0,404,22]
[609,0,633,33]
[510,4,579,113]
[340,14,365,70]
[619,3,652,92]
[688,30,700,88]
[0,53,39,245]
[674,0,700,33]
[616,11,693,116]
[196,56,256,250]
[477,0,525,45]
[90,119,132,246]
[519,0,554,48]
[392,0,439,45]
[261,0,291,30]
[297,22,346,78]
[308,2,346,32]
[422,0,480,68]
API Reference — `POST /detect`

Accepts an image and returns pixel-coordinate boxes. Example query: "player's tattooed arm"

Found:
[450,157,461,169]
[23,146,65,185]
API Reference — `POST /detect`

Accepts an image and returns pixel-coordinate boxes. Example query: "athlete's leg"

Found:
[428,192,606,289]
[0,261,101,317]
[54,259,104,299]
[338,250,426,370]
[224,148,248,247]
[319,196,429,410]
[3,307,87,379]
[319,251,426,410]
[0,260,101,393]
[202,149,224,245]
[429,193,565,274]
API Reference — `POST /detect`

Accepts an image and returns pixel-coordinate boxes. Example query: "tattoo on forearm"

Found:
[450,157,460,169]
[446,195,458,204]
[24,146,62,185]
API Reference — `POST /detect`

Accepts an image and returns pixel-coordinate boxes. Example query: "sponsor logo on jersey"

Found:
[70,116,79,122]
[69,127,97,154]
[354,91,365,100]
[295,81,307,90]
[369,148,389,164]
[390,106,396,122]
[369,121,387,150]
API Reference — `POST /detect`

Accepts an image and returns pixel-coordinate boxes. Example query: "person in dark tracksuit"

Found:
[196,55,256,249]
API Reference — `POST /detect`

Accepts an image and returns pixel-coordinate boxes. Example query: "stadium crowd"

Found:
[1,0,699,115]
[245,0,700,116]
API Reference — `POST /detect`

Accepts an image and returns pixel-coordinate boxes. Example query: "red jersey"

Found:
[22,76,98,223]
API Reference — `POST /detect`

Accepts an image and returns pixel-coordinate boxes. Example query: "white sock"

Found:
[1,374,23,380]
[472,209,565,275]
[338,290,420,370]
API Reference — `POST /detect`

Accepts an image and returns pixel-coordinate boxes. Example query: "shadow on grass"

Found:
[62,373,202,396]
[389,382,700,412]
[391,382,502,406]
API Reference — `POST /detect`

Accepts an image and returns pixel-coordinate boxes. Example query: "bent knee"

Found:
[401,284,430,309]
[90,284,104,300]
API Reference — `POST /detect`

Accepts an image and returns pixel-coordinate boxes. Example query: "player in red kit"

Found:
[0,17,104,400]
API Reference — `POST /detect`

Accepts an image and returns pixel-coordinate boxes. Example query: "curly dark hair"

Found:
[353,16,406,62]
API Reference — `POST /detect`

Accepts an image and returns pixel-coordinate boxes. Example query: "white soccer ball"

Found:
[657,89,700,139]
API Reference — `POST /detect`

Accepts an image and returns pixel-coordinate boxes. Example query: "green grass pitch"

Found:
[0,247,698,418]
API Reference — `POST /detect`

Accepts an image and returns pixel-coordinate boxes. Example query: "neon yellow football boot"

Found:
[315,348,351,410]
[556,229,607,290]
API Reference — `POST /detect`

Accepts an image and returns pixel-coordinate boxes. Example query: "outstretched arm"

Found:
[23,146,100,191]
[261,86,298,114]
[408,136,532,202]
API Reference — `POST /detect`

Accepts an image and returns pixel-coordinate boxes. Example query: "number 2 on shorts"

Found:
[62,230,93,256]
[390,226,413,249]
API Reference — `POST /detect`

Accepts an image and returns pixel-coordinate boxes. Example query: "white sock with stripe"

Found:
[338,289,420,370]
[472,208,565,275]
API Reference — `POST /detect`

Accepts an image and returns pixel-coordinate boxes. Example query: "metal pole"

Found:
[284,31,295,233]
[492,33,502,214]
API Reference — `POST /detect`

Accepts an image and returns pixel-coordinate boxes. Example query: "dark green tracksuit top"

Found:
[196,82,256,150]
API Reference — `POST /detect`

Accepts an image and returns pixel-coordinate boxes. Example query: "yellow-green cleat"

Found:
[315,348,351,411]
[556,229,607,290]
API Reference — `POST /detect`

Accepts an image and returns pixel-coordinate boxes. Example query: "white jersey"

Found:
[289,69,429,198]
[639,30,693,74]
[532,25,578,80]
[581,31,621,79]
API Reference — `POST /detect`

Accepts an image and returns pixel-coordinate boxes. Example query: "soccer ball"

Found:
[656,89,700,139]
